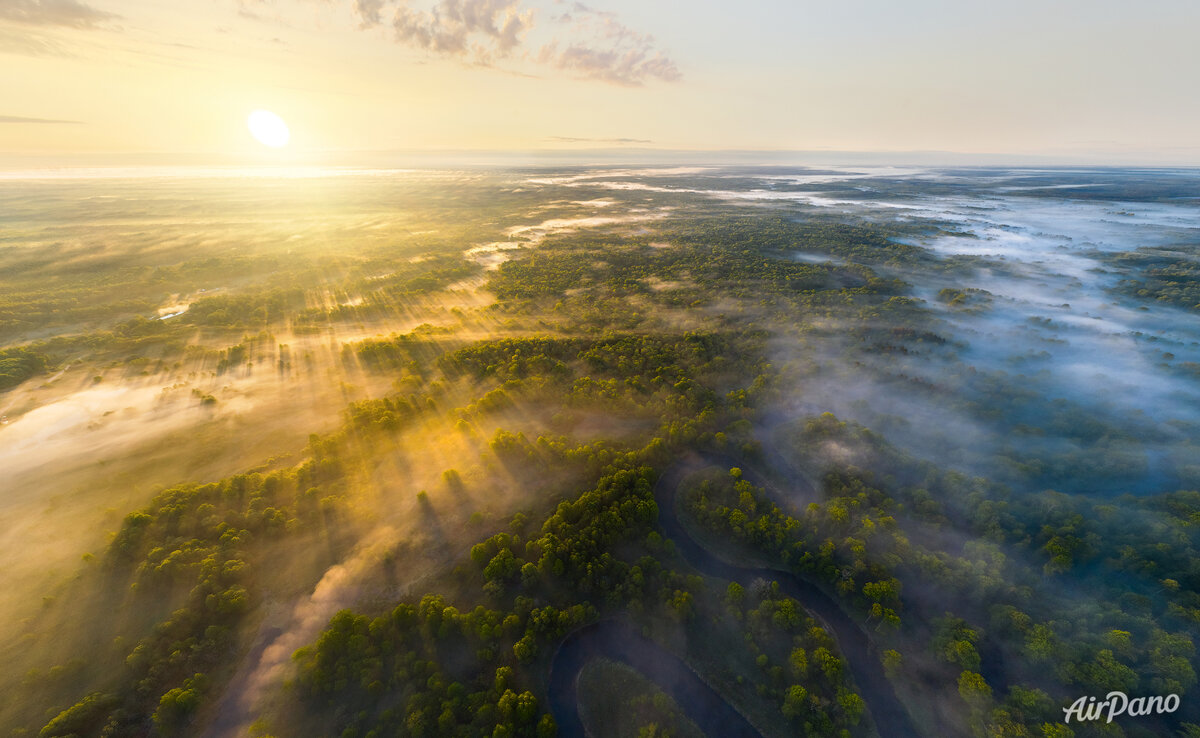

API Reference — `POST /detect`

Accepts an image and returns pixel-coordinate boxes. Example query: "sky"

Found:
[2,0,1199,165]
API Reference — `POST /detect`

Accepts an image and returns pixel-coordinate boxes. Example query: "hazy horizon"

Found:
[5,148,1200,177]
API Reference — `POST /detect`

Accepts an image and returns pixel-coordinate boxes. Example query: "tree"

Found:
[957,671,993,712]
[513,635,537,663]
[789,647,808,676]
[153,673,208,733]
[862,577,902,605]
[781,684,808,719]
[837,688,865,725]
[881,649,902,679]
[38,692,118,738]
[726,581,745,606]
[934,616,982,671]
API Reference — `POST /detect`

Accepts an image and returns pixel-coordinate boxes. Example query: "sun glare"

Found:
[247,110,290,148]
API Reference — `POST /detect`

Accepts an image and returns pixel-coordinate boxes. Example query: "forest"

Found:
[2,165,1199,738]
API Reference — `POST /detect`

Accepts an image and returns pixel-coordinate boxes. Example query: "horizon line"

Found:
[3,147,1200,172]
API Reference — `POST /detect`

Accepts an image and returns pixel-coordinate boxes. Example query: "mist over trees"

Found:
[3,166,1200,738]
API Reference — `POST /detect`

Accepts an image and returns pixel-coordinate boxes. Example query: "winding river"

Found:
[547,453,921,738]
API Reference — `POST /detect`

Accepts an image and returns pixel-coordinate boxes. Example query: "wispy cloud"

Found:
[540,1,680,85]
[549,135,652,144]
[0,115,82,123]
[538,40,680,86]
[348,0,679,85]
[0,27,68,55]
[0,0,117,28]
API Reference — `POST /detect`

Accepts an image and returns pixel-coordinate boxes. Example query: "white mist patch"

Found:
[793,252,846,265]
[542,173,926,212]
[465,209,674,269]
[0,383,198,508]
[914,196,1200,425]
[207,527,401,738]
[502,212,671,240]
[782,176,1200,430]
[747,165,930,185]
[464,241,526,270]
[525,166,712,186]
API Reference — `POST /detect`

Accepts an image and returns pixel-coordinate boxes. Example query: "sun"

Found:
[247,110,290,148]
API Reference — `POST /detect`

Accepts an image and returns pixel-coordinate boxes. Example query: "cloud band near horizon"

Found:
[0,115,83,124]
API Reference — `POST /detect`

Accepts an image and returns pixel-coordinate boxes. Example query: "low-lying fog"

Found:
[839,181,1199,493]
[802,175,1199,493]
[529,165,1200,494]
